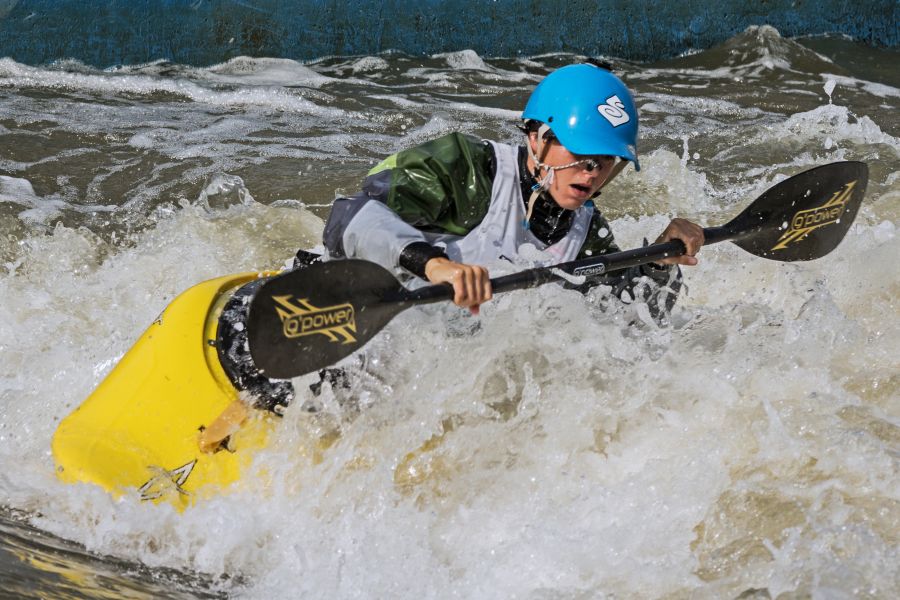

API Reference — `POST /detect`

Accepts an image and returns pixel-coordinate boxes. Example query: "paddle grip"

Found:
[403,266,564,304]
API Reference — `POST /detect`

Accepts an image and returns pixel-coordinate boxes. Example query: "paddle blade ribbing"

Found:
[246,260,408,379]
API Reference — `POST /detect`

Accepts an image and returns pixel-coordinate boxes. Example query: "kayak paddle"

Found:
[247,161,868,379]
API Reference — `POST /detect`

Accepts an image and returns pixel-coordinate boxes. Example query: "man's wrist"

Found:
[400,242,448,279]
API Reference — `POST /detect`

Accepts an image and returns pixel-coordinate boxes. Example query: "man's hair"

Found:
[520,119,554,139]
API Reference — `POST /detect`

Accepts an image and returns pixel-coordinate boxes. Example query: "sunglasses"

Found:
[546,155,615,173]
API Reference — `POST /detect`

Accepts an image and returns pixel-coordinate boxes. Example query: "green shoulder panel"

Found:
[377,132,495,236]
[368,153,398,176]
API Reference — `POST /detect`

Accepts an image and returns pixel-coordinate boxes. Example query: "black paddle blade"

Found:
[727,161,868,261]
[246,260,408,379]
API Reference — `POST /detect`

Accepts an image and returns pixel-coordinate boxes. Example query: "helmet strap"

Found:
[526,124,553,180]
[524,177,550,229]
[524,125,554,228]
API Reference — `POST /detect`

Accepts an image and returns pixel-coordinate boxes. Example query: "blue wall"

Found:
[1,0,897,67]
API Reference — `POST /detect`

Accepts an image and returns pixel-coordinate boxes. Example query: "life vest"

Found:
[429,141,593,267]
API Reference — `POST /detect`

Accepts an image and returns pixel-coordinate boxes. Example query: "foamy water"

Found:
[0,27,897,598]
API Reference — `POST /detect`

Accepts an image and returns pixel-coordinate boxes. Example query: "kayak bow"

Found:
[52,273,276,510]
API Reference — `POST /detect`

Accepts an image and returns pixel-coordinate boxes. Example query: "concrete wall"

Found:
[1,0,896,67]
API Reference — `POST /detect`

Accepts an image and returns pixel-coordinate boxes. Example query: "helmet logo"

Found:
[597,95,630,127]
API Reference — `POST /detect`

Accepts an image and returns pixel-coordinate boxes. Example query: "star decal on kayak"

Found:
[772,180,857,251]
[138,460,196,501]
[271,295,357,344]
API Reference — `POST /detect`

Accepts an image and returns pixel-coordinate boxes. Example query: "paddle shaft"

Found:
[403,224,744,305]
[246,161,867,379]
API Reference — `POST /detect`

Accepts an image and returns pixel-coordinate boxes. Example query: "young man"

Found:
[323,63,704,316]
[209,63,706,428]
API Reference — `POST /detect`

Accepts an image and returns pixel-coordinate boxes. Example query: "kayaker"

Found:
[218,62,707,418]
[321,62,704,316]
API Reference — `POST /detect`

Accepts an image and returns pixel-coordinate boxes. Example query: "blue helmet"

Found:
[522,64,640,170]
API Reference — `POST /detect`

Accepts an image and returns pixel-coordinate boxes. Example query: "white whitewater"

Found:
[0,27,897,598]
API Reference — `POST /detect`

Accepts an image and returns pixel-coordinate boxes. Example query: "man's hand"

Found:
[424,257,493,315]
[654,218,705,266]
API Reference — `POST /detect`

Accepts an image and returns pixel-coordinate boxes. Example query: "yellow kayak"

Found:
[52,273,277,511]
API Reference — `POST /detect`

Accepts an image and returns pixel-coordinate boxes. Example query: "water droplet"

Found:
[823,79,836,103]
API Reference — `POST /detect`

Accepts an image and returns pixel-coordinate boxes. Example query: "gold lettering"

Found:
[771,180,856,251]
[272,296,357,344]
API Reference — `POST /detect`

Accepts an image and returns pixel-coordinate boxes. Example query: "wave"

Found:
[0,58,344,116]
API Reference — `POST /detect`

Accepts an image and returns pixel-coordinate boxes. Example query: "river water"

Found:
[0,26,897,599]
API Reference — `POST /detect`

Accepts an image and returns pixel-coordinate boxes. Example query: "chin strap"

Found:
[524,181,549,230]
[524,124,554,229]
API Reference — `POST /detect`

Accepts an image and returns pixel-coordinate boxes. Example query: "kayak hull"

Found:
[52,273,276,510]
